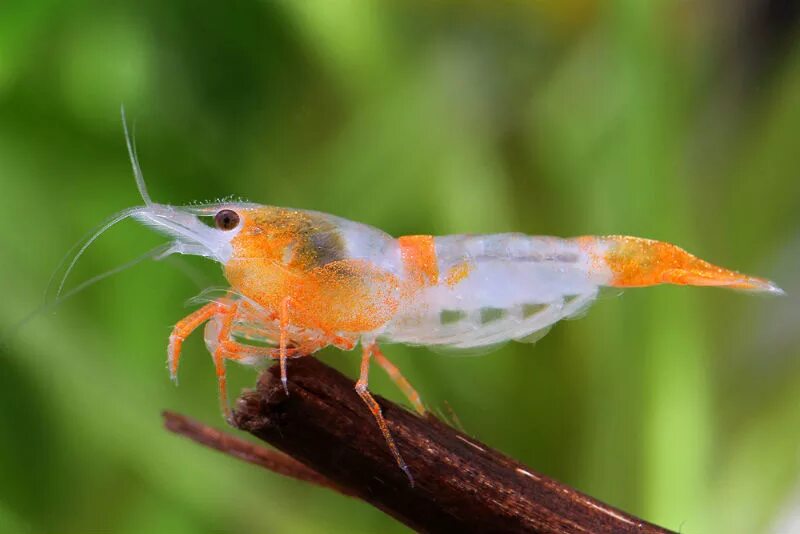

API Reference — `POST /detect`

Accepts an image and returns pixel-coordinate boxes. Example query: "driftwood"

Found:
[163,410,353,496]
[164,358,675,534]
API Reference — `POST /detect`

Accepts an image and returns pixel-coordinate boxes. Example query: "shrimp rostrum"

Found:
[61,116,784,484]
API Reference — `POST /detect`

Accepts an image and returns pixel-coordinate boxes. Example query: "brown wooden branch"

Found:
[218,357,675,534]
[162,411,353,496]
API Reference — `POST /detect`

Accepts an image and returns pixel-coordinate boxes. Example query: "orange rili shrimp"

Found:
[61,113,784,485]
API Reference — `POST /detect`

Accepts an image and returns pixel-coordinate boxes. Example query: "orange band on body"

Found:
[398,235,439,287]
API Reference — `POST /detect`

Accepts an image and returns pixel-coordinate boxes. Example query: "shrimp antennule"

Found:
[54,206,147,299]
[4,243,172,345]
[120,104,152,206]
[52,108,160,301]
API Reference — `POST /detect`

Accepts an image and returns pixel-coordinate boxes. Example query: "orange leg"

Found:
[279,297,290,395]
[330,335,357,351]
[214,335,322,403]
[216,340,306,361]
[208,302,313,418]
[357,343,413,485]
[210,303,240,421]
[168,300,230,384]
[213,348,232,421]
[371,345,425,415]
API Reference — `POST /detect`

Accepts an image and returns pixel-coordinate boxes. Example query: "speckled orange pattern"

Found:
[602,235,773,290]
[398,235,439,287]
[445,261,473,287]
[224,207,399,336]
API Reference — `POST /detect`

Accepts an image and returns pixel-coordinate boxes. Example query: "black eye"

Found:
[214,209,240,231]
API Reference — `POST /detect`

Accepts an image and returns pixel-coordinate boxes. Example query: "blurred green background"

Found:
[1,0,798,532]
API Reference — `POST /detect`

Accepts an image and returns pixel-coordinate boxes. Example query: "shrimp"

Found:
[60,112,784,485]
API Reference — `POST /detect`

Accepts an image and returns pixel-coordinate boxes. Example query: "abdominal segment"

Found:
[383,234,607,349]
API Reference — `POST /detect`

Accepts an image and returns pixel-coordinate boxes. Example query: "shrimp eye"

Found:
[214,209,240,231]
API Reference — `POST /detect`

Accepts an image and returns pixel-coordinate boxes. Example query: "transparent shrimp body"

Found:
[59,111,782,484]
[124,201,781,484]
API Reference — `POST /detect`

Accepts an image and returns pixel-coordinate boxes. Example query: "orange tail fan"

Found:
[599,236,784,294]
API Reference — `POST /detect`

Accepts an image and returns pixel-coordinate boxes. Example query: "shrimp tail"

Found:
[593,236,784,295]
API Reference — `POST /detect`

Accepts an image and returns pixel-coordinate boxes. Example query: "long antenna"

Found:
[4,242,172,348]
[55,206,145,298]
[120,104,153,205]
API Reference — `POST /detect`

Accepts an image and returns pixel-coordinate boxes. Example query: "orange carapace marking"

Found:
[398,235,439,287]
[224,208,401,335]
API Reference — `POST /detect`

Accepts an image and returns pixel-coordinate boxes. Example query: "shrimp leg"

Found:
[207,303,253,421]
[215,340,308,361]
[205,303,312,420]
[357,343,413,485]
[279,297,291,395]
[168,300,232,384]
[372,345,425,415]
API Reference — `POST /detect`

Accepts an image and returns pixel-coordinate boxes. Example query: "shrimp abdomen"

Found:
[385,234,605,348]
[383,233,781,349]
